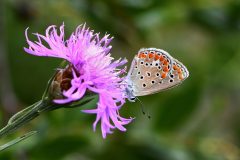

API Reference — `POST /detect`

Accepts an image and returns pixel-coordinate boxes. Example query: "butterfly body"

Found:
[125,48,189,101]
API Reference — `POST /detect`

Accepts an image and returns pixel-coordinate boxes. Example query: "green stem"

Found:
[0,100,55,138]
[0,131,37,151]
[8,101,40,124]
[0,94,98,139]
[0,63,99,151]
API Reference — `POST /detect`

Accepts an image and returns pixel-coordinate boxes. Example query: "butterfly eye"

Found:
[145,63,149,66]
[147,72,151,77]
[140,61,144,65]
[142,83,146,87]
[140,76,144,79]
[137,71,140,74]
[155,63,159,66]
[169,79,174,83]
[156,73,160,77]
[151,81,155,84]
[170,74,174,78]
[158,66,161,70]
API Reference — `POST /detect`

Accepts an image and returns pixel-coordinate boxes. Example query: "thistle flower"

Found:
[24,23,132,138]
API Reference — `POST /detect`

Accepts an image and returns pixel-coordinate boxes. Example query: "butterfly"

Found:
[125,48,189,101]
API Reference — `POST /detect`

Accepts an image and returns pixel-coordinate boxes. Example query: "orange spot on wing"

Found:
[161,72,167,79]
[177,68,182,74]
[176,68,184,80]
[154,54,160,60]
[163,60,168,65]
[179,74,184,80]
[173,65,178,70]
[138,52,147,59]
[159,56,164,61]
[148,52,155,59]
[163,66,169,72]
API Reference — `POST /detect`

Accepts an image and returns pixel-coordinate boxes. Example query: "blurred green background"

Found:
[1,0,240,159]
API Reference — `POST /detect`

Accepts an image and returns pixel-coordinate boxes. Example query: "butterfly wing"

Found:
[140,58,189,96]
[158,58,189,90]
[128,48,179,97]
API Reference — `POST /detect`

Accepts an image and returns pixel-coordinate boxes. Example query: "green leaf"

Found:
[0,131,37,152]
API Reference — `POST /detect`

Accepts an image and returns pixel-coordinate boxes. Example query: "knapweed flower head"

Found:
[24,23,132,138]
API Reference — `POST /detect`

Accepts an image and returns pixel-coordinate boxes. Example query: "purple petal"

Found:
[24,23,132,138]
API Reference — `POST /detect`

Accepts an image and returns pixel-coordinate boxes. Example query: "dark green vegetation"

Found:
[1,0,240,159]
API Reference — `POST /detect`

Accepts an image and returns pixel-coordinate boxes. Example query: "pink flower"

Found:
[24,23,132,138]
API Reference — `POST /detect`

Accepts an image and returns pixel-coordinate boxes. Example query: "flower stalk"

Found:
[0,69,98,151]
[0,94,98,139]
[0,100,47,138]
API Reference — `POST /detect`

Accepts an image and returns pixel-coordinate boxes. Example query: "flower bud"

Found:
[49,65,75,99]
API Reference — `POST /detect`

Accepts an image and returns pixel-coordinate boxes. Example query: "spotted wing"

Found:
[128,48,176,97]
[158,58,189,91]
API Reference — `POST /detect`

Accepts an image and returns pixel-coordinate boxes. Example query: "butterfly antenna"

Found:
[136,97,151,119]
